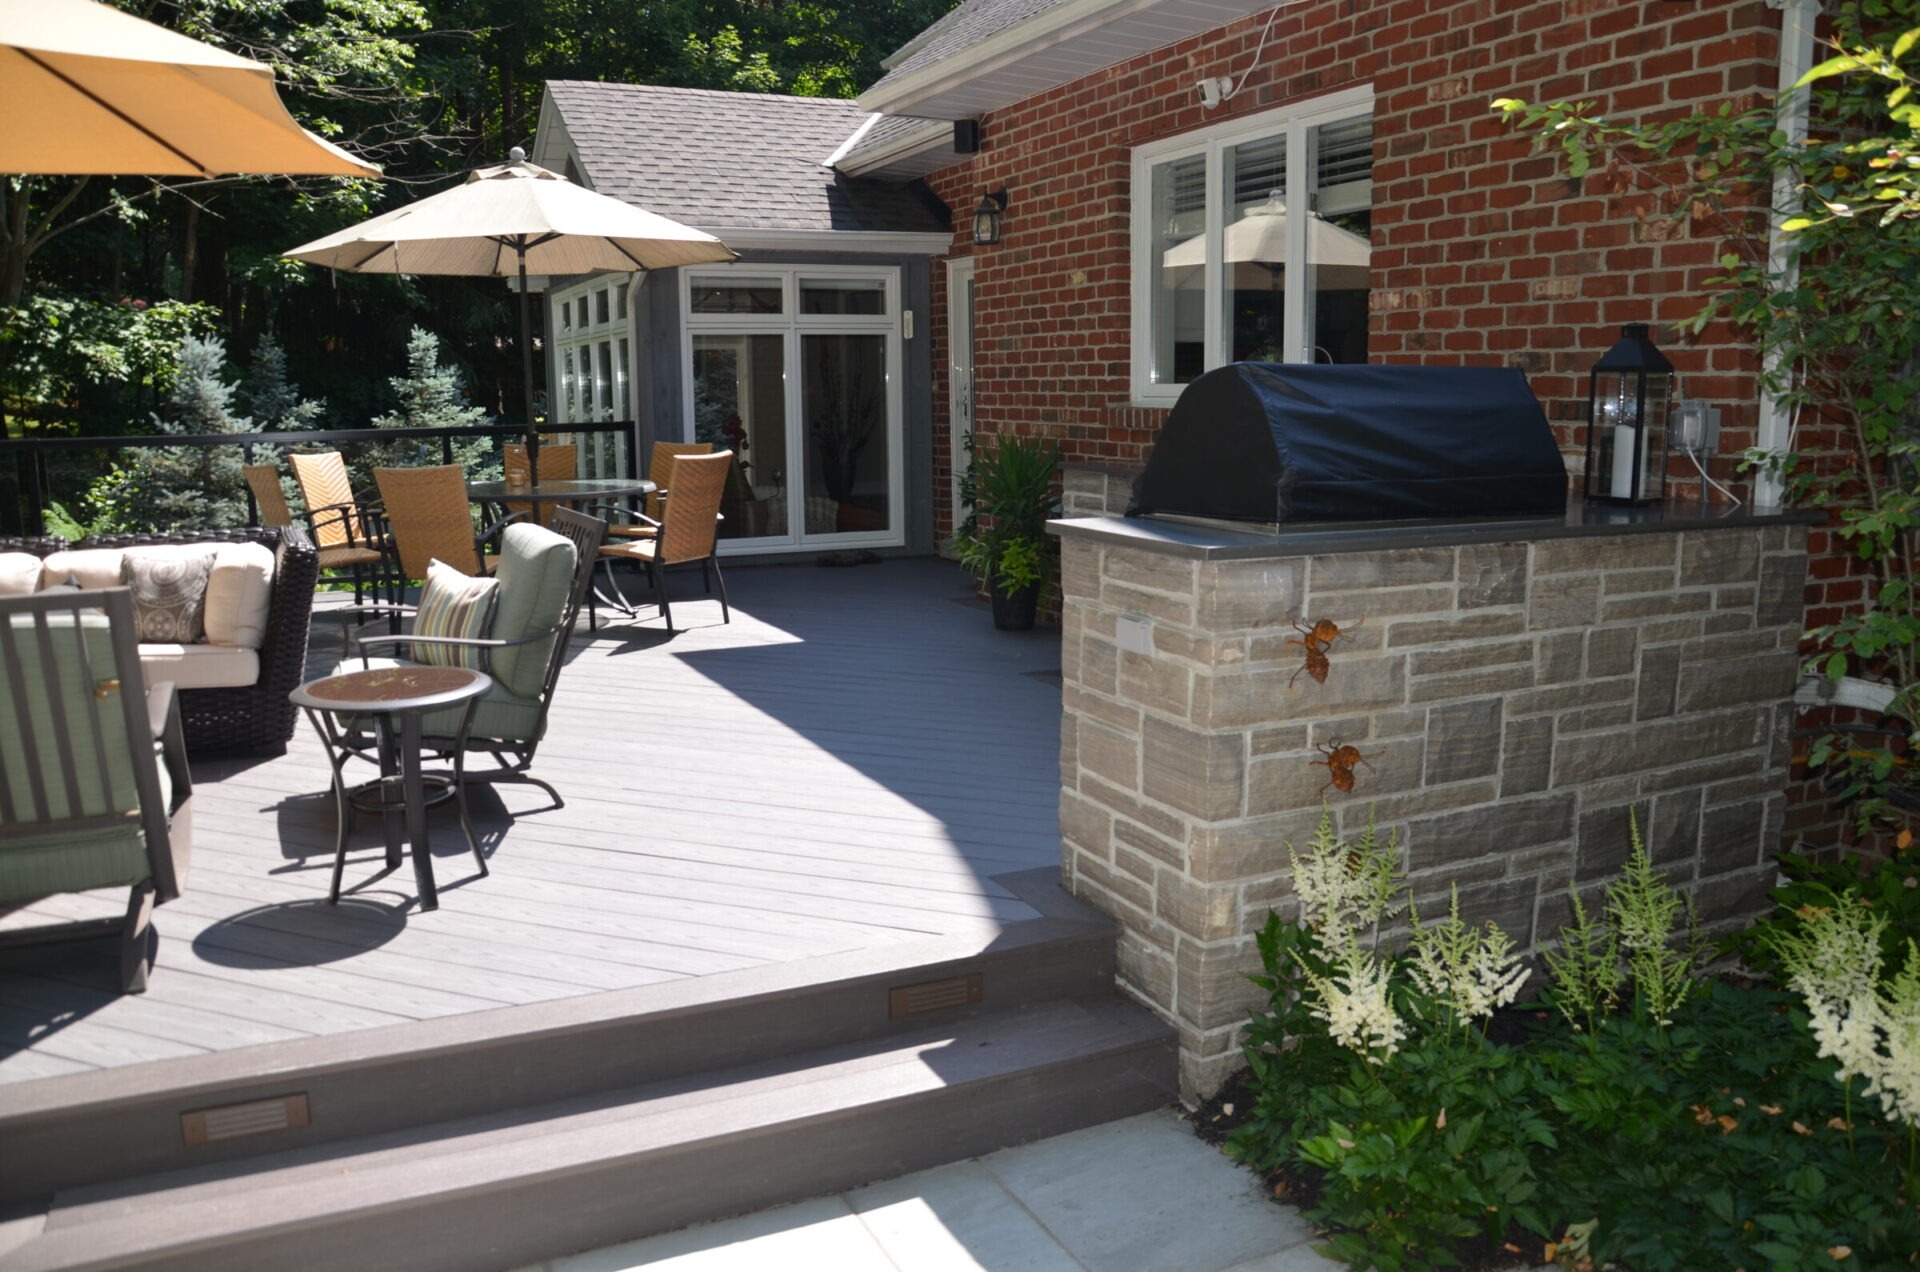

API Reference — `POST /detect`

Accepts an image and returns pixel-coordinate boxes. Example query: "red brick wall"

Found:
[923,0,1783,539]
[917,0,1875,849]
[929,1,1797,518]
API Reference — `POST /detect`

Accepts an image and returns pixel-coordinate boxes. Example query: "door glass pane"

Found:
[1222,133,1287,364]
[562,347,577,418]
[690,277,784,315]
[800,278,886,315]
[615,338,629,421]
[1148,153,1206,385]
[803,333,889,535]
[596,341,613,420]
[615,282,630,319]
[595,288,610,325]
[1307,115,1373,364]
[693,334,786,539]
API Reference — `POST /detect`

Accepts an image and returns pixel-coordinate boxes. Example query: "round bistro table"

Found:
[291,664,492,911]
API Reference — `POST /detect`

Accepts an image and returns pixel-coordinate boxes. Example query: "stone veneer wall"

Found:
[1055,516,1809,1099]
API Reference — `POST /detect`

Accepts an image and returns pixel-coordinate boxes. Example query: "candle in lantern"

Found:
[1608,384,1636,498]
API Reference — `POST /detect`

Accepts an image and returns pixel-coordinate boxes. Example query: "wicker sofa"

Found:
[0,526,319,753]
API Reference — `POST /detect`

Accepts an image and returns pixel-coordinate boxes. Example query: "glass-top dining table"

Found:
[466,476,655,514]
[467,476,658,620]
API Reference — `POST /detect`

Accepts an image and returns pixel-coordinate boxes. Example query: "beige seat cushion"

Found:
[38,548,128,590]
[0,553,40,596]
[204,542,275,649]
[136,643,259,690]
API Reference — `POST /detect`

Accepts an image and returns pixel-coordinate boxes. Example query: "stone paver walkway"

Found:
[513,1109,1339,1272]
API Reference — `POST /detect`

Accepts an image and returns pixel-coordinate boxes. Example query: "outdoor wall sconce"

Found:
[972,188,1008,246]
[1584,322,1674,505]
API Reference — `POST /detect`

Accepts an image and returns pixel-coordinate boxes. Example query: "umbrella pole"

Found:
[517,246,540,487]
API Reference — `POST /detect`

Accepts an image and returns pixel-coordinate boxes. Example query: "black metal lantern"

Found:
[1584,323,1674,505]
[972,188,1008,246]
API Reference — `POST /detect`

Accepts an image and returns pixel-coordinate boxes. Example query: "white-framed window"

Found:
[681,265,904,551]
[550,275,631,422]
[1131,84,1375,404]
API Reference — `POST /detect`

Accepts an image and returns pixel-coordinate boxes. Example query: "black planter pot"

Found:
[990,578,1040,631]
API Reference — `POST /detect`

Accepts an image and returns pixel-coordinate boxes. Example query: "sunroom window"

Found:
[1133,86,1374,402]
[551,276,629,422]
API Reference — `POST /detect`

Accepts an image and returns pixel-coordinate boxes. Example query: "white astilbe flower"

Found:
[1298,938,1404,1064]
[1872,940,1920,1126]
[1774,899,1920,1129]
[1286,807,1402,947]
[1407,886,1531,1028]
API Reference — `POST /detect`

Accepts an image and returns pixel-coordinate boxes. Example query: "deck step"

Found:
[0,871,1127,1202]
[8,995,1176,1272]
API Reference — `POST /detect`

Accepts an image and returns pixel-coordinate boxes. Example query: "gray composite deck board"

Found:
[0,560,1065,1082]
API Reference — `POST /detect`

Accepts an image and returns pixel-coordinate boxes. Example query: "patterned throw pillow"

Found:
[412,559,499,669]
[121,549,218,643]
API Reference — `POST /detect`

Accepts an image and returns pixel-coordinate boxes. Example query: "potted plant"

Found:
[955,430,1061,630]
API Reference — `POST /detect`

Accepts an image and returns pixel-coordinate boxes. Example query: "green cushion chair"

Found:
[0,588,193,993]
[343,510,607,809]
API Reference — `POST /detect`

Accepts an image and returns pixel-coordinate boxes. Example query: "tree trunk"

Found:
[179,203,199,304]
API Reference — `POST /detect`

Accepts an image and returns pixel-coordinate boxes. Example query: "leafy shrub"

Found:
[1227,811,1920,1270]
[1729,843,1920,983]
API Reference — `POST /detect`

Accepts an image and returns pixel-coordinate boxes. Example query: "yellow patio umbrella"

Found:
[284,149,738,478]
[0,0,377,177]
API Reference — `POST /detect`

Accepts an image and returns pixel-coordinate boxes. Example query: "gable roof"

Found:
[858,0,1278,119]
[542,81,948,239]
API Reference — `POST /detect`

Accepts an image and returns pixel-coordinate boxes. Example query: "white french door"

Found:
[682,266,904,553]
[946,257,975,546]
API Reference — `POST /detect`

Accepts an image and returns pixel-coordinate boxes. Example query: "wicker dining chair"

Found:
[605,441,713,541]
[502,443,578,528]
[374,465,507,582]
[247,463,386,604]
[596,450,732,632]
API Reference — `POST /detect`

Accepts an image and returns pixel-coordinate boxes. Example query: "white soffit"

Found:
[857,0,1279,120]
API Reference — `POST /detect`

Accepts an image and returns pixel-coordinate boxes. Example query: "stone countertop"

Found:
[1048,500,1823,561]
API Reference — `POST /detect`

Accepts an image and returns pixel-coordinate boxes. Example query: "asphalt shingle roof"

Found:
[545,81,948,235]
[870,0,1070,95]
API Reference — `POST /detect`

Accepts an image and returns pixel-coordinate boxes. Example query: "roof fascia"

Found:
[703,228,954,255]
[530,92,587,186]
[833,119,953,176]
[856,0,1165,116]
[823,114,884,169]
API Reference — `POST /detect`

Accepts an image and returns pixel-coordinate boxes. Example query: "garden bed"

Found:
[1192,815,1920,1272]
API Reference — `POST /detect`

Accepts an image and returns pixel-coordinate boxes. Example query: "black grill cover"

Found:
[1127,363,1568,524]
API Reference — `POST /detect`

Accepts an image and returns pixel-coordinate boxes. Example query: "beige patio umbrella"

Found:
[1162,191,1371,291]
[0,0,377,177]
[284,149,738,478]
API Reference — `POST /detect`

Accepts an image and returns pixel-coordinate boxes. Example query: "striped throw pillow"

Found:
[411,559,499,669]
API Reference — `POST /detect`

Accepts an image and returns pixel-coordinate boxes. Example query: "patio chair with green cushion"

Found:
[0,588,192,993]
[343,510,606,808]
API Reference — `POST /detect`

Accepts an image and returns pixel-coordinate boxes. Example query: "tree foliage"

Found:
[4,0,959,449]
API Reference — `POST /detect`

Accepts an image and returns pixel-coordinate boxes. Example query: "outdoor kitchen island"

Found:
[1051,500,1817,1099]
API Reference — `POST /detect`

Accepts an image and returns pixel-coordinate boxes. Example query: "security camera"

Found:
[1197,76,1232,109]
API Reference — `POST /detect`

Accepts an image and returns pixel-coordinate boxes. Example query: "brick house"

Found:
[533,0,1825,563]
[528,0,1846,1093]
